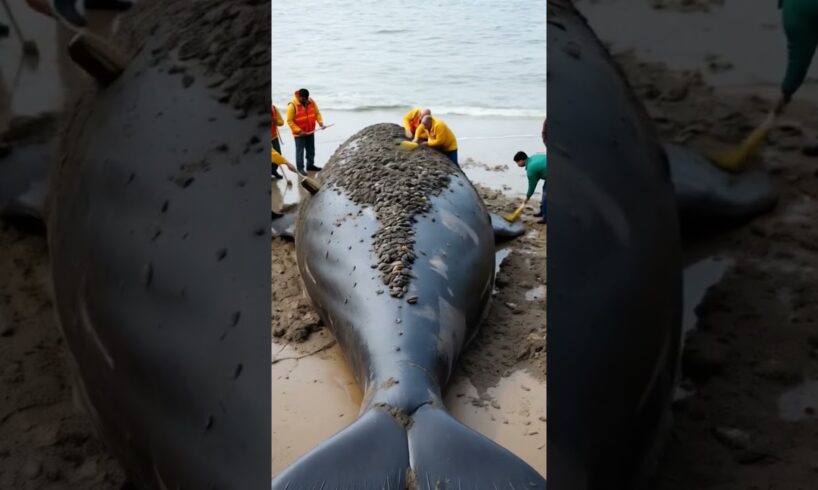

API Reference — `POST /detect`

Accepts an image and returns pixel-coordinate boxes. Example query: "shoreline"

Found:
[272,109,545,201]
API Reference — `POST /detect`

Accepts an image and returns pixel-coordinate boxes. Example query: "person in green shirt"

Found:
[514,151,547,224]
[774,0,818,154]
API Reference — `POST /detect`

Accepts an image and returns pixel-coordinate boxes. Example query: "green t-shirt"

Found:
[526,153,547,199]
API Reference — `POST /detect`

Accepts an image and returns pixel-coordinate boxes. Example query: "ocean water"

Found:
[271,0,547,118]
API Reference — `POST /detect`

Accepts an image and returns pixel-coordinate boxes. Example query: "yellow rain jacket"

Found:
[271,105,284,140]
[402,108,424,136]
[286,92,323,136]
[414,117,457,152]
[271,147,289,166]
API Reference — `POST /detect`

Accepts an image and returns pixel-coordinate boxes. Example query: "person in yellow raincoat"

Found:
[271,147,298,220]
[271,103,285,179]
[413,115,459,167]
[272,147,297,174]
[402,107,430,139]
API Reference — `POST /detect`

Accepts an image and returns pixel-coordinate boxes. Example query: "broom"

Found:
[710,111,776,173]
[278,166,319,195]
[299,174,320,195]
[504,203,525,223]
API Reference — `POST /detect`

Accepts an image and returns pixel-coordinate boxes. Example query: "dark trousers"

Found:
[271,138,281,175]
[540,181,547,221]
[445,149,459,167]
[294,134,315,172]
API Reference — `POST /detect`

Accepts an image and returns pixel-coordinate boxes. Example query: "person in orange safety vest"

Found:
[286,88,326,175]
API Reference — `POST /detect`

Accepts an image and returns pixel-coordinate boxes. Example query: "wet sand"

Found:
[0,7,128,488]
[577,1,818,487]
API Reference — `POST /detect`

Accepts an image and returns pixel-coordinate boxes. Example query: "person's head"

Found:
[421,115,433,129]
[297,88,309,104]
[420,108,431,118]
[514,151,528,167]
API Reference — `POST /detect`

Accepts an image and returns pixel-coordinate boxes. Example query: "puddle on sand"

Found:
[271,340,546,478]
[525,285,546,301]
[778,379,818,422]
[682,256,733,336]
[271,175,310,213]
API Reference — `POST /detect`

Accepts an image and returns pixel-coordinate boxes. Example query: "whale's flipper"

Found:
[490,212,526,241]
[665,144,778,234]
[0,141,53,224]
[270,210,297,240]
[271,405,546,489]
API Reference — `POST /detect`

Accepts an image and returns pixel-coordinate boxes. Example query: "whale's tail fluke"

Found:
[271,408,409,489]
[407,404,546,488]
[271,404,546,489]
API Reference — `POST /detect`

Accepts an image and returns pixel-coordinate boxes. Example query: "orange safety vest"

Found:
[291,99,318,134]
[271,106,280,140]
[409,113,422,135]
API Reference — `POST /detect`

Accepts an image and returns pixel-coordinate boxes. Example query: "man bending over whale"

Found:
[414,115,459,166]
[402,107,431,140]
[271,147,298,177]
